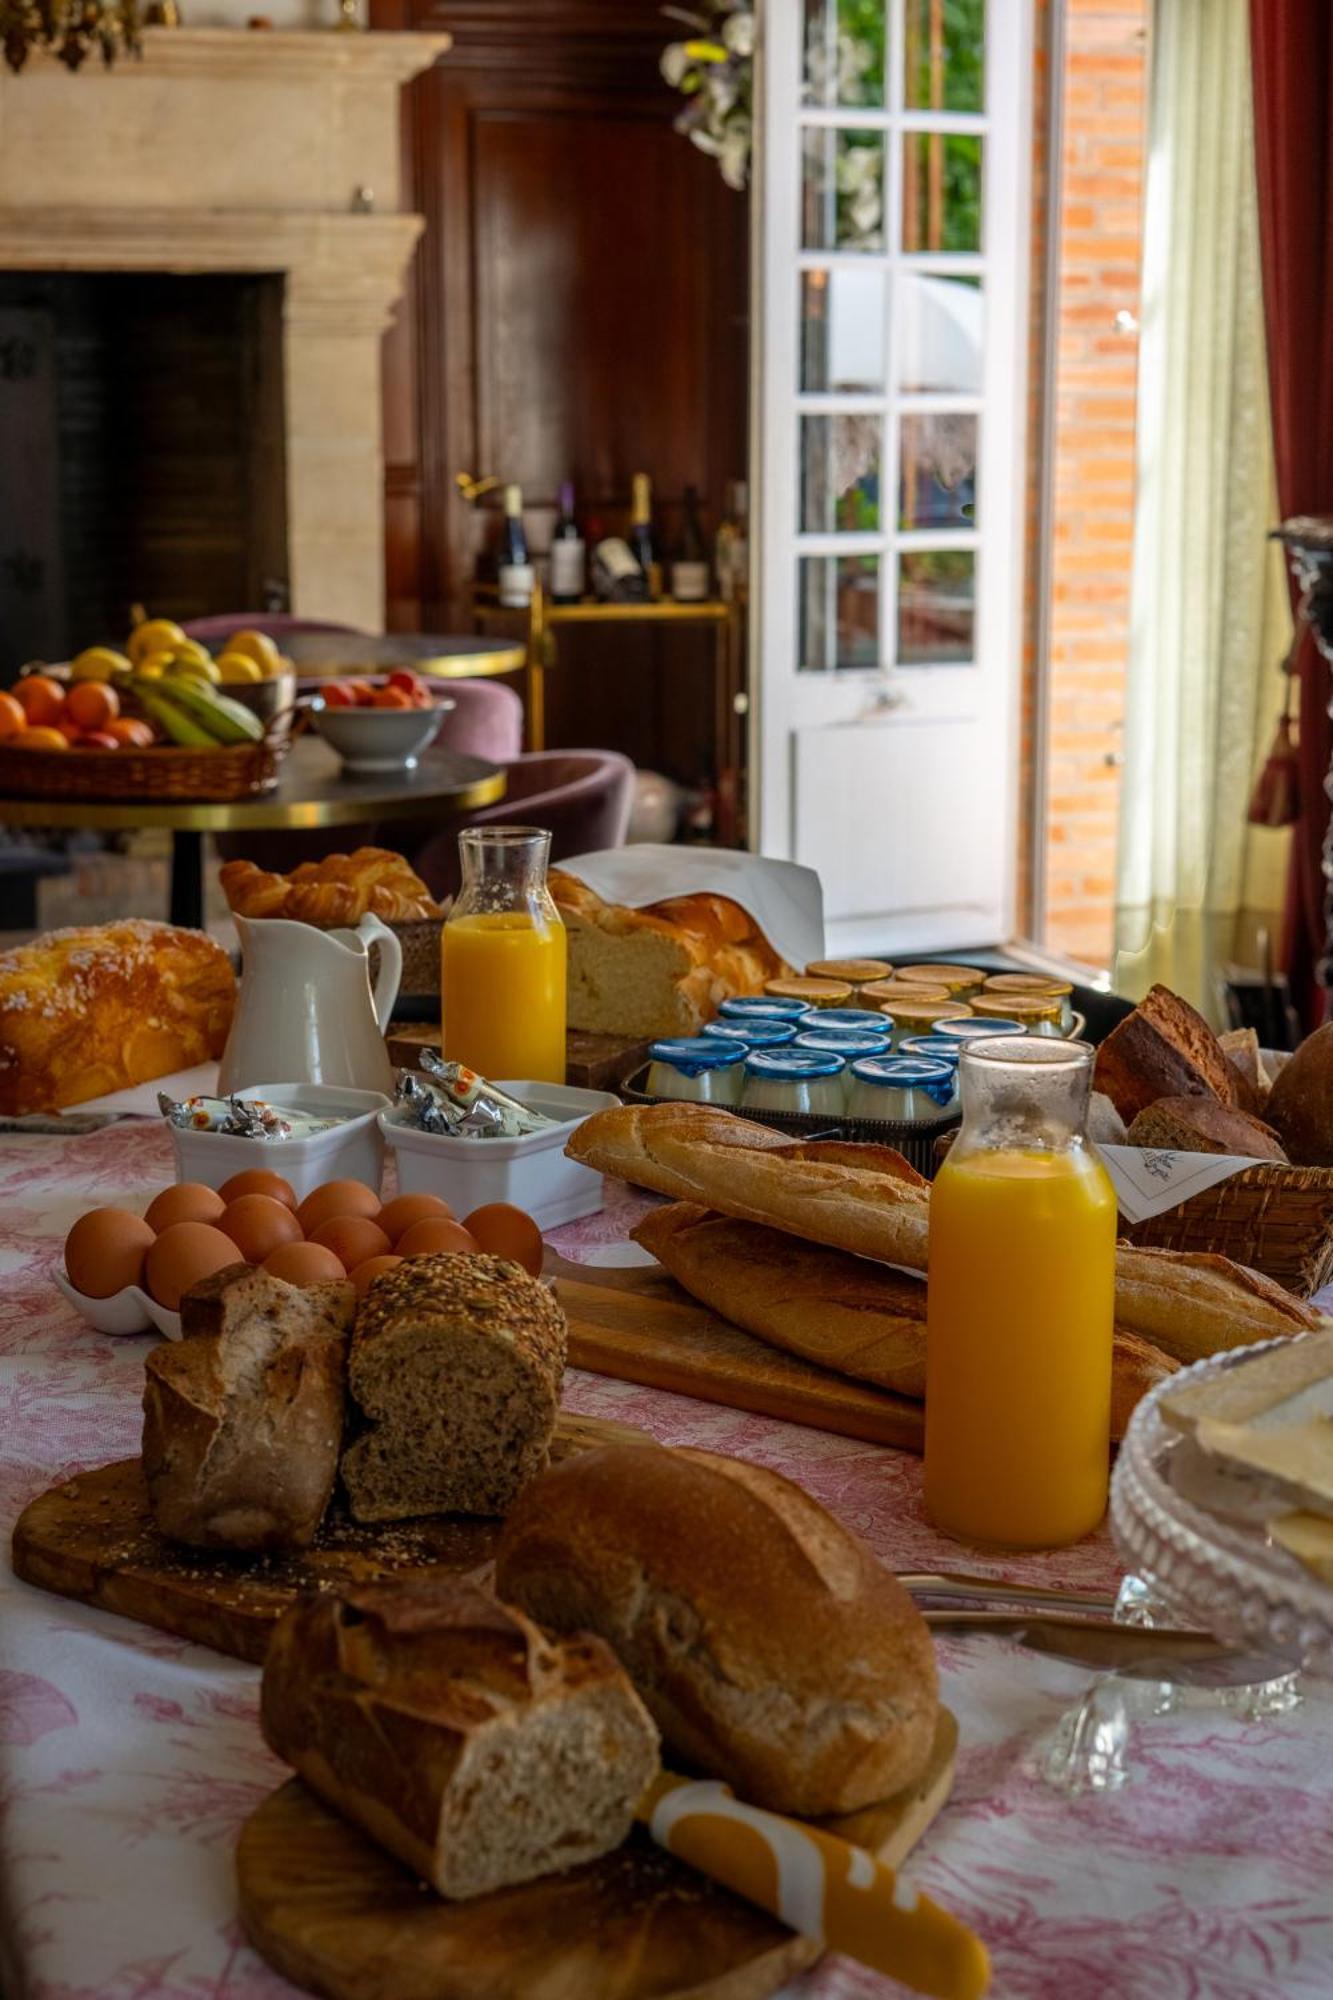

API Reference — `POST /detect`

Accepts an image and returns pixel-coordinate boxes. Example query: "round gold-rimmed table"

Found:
[281,632,525,682]
[0,738,506,929]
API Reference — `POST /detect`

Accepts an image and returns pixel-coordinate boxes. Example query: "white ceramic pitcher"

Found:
[218,913,403,1097]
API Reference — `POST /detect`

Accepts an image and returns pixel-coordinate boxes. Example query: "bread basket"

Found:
[1124,1164,1333,1297]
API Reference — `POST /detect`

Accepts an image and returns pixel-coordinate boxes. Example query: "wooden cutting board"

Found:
[237,1710,958,2000]
[552,1253,927,1454]
[10,1414,648,1665]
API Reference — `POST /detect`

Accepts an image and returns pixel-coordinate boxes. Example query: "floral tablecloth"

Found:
[1,1124,1331,2000]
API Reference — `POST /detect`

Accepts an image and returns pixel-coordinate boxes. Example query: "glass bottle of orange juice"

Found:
[441,827,567,1083]
[924,1036,1116,1549]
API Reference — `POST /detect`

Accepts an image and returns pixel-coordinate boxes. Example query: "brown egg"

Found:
[218,1167,297,1210]
[310,1214,391,1271]
[262,1240,347,1287]
[464,1202,544,1279]
[64,1207,156,1299]
[350,1252,404,1299]
[396,1216,479,1259]
[145,1222,245,1312]
[296,1179,381,1236]
[221,1193,304,1264]
[144,1183,226,1232]
[377,1191,454,1242]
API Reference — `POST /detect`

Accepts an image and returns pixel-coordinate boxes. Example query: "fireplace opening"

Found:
[0,271,288,678]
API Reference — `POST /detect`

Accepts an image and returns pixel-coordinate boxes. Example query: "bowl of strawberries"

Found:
[309,671,453,775]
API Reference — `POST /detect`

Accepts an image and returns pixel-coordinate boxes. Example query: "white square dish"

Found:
[167,1083,391,1200]
[379,1081,617,1230]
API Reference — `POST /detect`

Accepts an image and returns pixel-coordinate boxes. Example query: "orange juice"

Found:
[923,1146,1116,1548]
[441,911,567,1083]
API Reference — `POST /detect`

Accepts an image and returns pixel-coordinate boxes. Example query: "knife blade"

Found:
[922,1608,1291,1686]
[900,1571,1120,1615]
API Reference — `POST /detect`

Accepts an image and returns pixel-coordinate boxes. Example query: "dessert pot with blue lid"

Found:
[741,1048,845,1117]
[647,1035,747,1106]
[702,1018,799,1049]
[847,1054,959,1121]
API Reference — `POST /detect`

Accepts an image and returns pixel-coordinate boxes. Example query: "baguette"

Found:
[260,1576,660,1900]
[1113,1244,1321,1363]
[633,1201,1176,1436]
[566,1104,930,1271]
[495,1443,938,1817]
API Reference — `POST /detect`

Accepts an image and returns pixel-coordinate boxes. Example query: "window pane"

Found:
[896,272,983,391]
[901,132,983,252]
[801,267,887,391]
[899,413,978,530]
[898,550,974,663]
[801,555,880,671]
[903,0,985,113]
[802,130,887,253]
[803,0,886,108]
[801,414,883,533]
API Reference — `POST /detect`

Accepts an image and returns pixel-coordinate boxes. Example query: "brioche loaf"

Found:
[1094,984,1247,1122]
[142,1265,354,1552]
[550,870,789,1038]
[341,1254,566,1522]
[0,920,236,1115]
[1126,1096,1287,1162]
[566,1103,931,1270]
[496,1443,939,1817]
[1263,1023,1333,1165]
[260,1576,660,1900]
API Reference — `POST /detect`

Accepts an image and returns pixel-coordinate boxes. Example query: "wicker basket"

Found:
[621,1063,960,1180]
[0,727,291,803]
[1125,1163,1333,1297]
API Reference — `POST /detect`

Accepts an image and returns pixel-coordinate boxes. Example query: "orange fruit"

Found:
[15,676,65,727]
[0,691,25,741]
[13,727,69,752]
[66,681,120,732]
[107,718,155,748]
[56,720,83,745]
[369,687,414,709]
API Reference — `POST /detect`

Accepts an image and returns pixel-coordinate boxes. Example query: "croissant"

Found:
[286,881,366,929]
[219,848,442,929]
[219,860,291,919]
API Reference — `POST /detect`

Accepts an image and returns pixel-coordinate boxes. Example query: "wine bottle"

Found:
[591,532,648,602]
[670,484,711,602]
[497,484,535,608]
[628,471,661,598]
[715,478,749,603]
[549,481,586,604]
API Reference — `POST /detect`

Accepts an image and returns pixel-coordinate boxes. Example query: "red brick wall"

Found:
[1038,0,1148,967]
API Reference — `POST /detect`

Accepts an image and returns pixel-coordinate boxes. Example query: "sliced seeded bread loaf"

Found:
[260,1575,660,1899]
[341,1253,567,1523]
[143,1265,355,1553]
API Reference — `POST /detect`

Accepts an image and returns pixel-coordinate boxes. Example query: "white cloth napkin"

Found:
[1097,1142,1262,1224]
[75,1062,221,1117]
[557,845,825,971]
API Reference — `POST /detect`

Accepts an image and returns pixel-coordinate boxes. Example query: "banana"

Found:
[132,683,220,749]
[158,675,264,745]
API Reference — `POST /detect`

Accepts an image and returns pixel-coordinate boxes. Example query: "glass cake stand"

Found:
[1110,1339,1333,1681]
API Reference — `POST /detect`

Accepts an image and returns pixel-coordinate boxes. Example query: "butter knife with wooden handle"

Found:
[921,1607,1289,1684]
[637,1770,989,2000]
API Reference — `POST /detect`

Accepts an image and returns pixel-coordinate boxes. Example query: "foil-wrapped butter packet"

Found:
[157,1092,343,1141]
[393,1055,558,1140]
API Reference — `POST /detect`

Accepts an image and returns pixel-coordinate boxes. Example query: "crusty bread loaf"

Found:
[260,1576,660,1900]
[496,1443,938,1817]
[142,1265,354,1552]
[1094,984,1244,1123]
[1126,1096,1288,1162]
[1218,1026,1271,1106]
[566,1104,931,1270]
[0,920,236,1115]
[1113,1245,1321,1363]
[341,1254,567,1522]
[1263,1023,1333,1165]
[633,1201,1175,1437]
[550,870,789,1038]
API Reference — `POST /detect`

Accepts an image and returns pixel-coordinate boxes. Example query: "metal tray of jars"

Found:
[619,1065,961,1180]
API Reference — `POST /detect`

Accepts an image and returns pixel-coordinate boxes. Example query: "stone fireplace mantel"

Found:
[0,27,449,628]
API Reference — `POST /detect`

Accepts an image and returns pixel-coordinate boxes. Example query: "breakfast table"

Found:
[2,1118,1332,2000]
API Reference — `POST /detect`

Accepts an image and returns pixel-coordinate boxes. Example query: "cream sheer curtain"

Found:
[1112,0,1292,1016]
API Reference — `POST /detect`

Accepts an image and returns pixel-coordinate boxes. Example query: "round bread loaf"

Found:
[1265,1024,1333,1165]
[495,1442,938,1816]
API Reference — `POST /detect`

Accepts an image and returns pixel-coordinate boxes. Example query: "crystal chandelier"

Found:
[2,0,143,73]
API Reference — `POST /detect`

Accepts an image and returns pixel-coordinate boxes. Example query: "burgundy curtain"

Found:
[1250,3,1333,1026]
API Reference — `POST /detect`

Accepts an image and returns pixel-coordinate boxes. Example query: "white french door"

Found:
[751,0,1033,957]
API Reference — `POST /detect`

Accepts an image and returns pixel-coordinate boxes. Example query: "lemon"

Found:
[128,618,186,664]
[215,653,263,684]
[135,659,167,681]
[167,654,221,684]
[170,638,215,668]
[70,647,132,683]
[223,628,282,676]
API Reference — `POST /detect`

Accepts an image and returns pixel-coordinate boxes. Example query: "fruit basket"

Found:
[0,719,293,803]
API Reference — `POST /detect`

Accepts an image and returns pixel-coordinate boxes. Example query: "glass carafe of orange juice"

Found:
[441,827,567,1083]
[924,1036,1116,1549]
